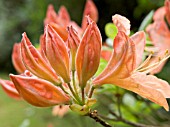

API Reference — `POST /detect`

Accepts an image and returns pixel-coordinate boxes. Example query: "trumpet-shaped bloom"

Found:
[21,33,61,85]
[10,72,70,107]
[44,25,70,83]
[66,26,80,71]
[44,0,98,38]
[112,14,131,36]
[93,31,170,111]
[146,0,170,74]
[10,17,102,110]
[0,79,21,99]
[76,18,102,87]
[12,43,26,74]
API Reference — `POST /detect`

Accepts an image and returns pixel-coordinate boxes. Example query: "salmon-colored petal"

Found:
[0,79,21,99]
[58,6,70,27]
[21,33,60,85]
[76,18,102,87]
[10,74,70,107]
[112,14,131,35]
[50,23,68,41]
[44,4,59,26]
[69,21,83,37]
[115,72,170,111]
[67,26,80,71]
[153,7,165,21]
[101,50,112,61]
[45,25,70,83]
[12,43,26,74]
[82,0,98,31]
[130,31,146,67]
[52,105,69,117]
[93,31,136,86]
[146,20,170,49]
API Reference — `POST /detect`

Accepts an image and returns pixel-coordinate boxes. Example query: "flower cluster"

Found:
[1,0,170,118]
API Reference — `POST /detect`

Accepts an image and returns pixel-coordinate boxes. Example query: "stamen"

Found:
[135,51,154,71]
[137,50,170,73]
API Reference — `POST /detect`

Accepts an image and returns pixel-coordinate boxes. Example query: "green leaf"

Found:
[138,10,154,31]
[105,23,118,39]
[95,58,108,76]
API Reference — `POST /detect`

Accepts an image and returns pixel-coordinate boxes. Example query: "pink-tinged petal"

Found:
[69,21,83,37]
[146,20,170,74]
[12,43,26,74]
[165,0,170,24]
[130,31,146,67]
[21,33,60,85]
[58,6,70,27]
[52,105,69,117]
[0,79,21,99]
[93,31,136,86]
[153,7,165,21]
[44,4,59,26]
[101,48,112,61]
[76,18,102,87]
[82,0,98,31]
[45,25,70,83]
[67,26,80,71]
[10,74,70,107]
[109,72,170,111]
[50,23,68,41]
[112,14,131,35]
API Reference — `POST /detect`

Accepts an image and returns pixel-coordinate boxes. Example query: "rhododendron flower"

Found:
[0,42,25,100]
[0,79,21,99]
[44,0,98,39]
[10,17,102,111]
[12,43,26,74]
[101,14,131,61]
[112,14,130,36]
[52,105,70,117]
[146,0,170,74]
[93,31,170,111]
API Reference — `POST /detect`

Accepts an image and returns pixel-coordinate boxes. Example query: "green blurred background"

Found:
[1,0,170,127]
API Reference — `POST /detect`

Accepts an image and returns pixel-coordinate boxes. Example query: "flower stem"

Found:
[81,87,85,104]
[68,83,82,104]
[109,110,155,127]
[72,70,79,96]
[88,86,95,98]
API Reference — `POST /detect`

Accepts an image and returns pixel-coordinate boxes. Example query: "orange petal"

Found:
[82,0,98,31]
[67,26,80,70]
[0,79,21,99]
[112,72,170,111]
[45,25,70,83]
[112,14,131,35]
[10,74,70,107]
[101,50,112,61]
[50,23,68,42]
[130,31,146,67]
[58,6,70,27]
[93,31,136,86]
[76,18,102,87]
[52,105,69,117]
[44,4,59,26]
[21,33,60,85]
[12,43,26,74]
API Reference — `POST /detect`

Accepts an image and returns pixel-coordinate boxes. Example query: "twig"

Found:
[87,110,112,127]
[109,110,157,127]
